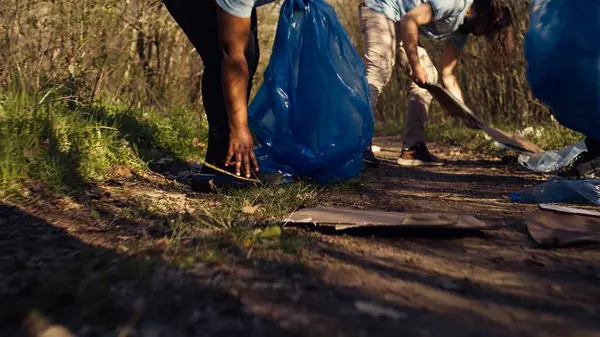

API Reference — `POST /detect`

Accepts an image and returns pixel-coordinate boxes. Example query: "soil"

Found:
[2,137,600,337]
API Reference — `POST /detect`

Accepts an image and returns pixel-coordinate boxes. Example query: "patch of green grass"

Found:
[101,181,322,267]
[203,182,322,226]
[325,178,364,193]
[175,182,323,260]
[0,78,207,195]
[524,123,582,150]
[376,119,583,152]
[90,102,207,163]
[426,123,491,150]
[0,84,139,194]
[374,121,405,138]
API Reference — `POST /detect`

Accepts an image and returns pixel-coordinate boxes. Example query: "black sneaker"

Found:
[558,137,600,179]
[363,148,380,168]
[397,142,444,167]
[557,152,600,179]
[558,153,600,180]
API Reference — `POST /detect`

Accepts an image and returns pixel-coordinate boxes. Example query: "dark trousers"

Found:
[163,0,260,173]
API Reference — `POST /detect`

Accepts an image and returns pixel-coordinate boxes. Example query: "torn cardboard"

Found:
[285,207,487,231]
[526,209,600,246]
[538,204,600,218]
[423,83,544,154]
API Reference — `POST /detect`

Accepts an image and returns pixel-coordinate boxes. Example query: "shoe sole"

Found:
[396,158,444,167]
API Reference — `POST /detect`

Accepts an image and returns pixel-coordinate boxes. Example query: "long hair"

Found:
[472,0,515,59]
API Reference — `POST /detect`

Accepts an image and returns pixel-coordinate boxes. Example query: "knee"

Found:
[365,56,393,92]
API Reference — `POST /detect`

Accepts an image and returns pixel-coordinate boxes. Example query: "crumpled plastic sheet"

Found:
[518,139,587,173]
[510,177,600,205]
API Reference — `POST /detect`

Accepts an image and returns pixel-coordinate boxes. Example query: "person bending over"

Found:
[360,0,515,167]
[163,0,277,178]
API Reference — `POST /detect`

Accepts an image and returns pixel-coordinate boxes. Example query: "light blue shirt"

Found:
[364,0,473,50]
[216,0,278,18]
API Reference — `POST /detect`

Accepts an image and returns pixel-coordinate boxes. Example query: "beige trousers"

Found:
[359,4,438,148]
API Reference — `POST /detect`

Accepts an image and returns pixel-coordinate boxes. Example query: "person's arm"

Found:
[398,3,435,86]
[439,40,464,103]
[216,5,258,177]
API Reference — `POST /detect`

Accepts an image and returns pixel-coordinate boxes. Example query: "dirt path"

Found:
[3,138,600,337]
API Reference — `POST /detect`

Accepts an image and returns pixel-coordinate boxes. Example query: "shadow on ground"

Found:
[3,196,600,337]
[3,139,600,337]
[0,204,294,336]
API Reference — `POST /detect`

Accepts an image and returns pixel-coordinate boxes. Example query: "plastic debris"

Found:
[518,139,587,173]
[510,177,600,205]
[248,0,373,185]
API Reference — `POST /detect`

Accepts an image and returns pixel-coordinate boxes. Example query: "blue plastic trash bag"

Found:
[248,0,374,185]
[510,177,600,205]
[524,0,600,139]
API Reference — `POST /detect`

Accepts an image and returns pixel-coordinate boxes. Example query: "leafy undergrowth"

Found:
[0,73,365,268]
[377,119,583,153]
[0,78,207,196]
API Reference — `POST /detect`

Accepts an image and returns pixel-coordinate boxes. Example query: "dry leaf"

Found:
[192,137,203,148]
[241,201,259,215]
[112,165,133,178]
[258,226,281,239]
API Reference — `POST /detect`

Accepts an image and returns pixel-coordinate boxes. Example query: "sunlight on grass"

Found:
[376,120,583,153]
[0,77,207,195]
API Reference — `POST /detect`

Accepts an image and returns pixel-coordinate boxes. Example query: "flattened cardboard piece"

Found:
[423,83,544,154]
[285,207,487,231]
[526,210,600,246]
[482,124,544,154]
[538,204,600,218]
[422,83,484,129]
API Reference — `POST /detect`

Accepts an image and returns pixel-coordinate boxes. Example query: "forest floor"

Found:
[2,137,600,337]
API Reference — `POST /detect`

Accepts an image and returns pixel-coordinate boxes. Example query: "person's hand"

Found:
[226,127,259,178]
[411,63,429,87]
